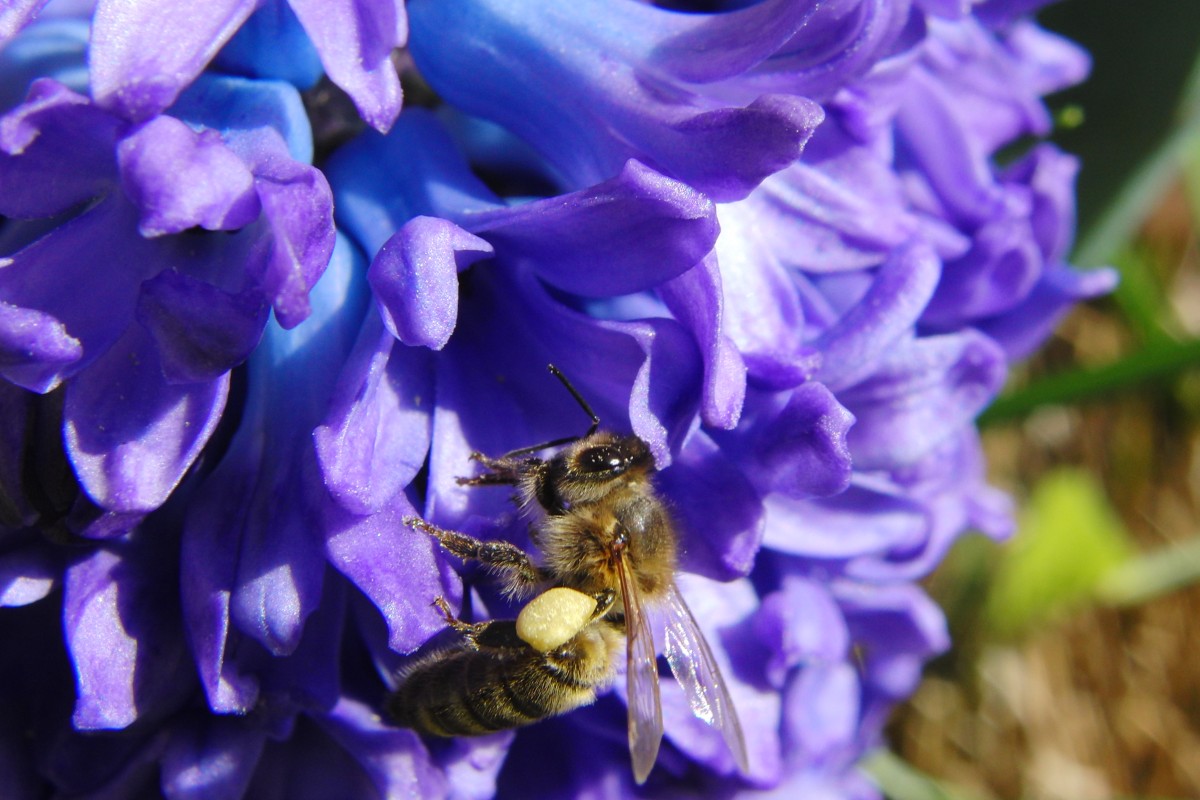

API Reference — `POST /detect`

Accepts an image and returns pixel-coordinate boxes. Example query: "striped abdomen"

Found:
[386,620,620,737]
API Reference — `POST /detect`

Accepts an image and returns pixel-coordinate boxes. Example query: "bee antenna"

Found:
[547,364,600,438]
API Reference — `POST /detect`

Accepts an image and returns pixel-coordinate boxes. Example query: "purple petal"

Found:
[978,264,1118,360]
[314,311,434,515]
[64,325,229,513]
[253,572,345,712]
[245,138,336,329]
[896,67,1012,228]
[764,480,929,560]
[839,330,1006,469]
[368,215,493,349]
[738,0,918,100]
[63,538,190,730]
[161,715,267,800]
[740,132,917,274]
[653,94,825,203]
[136,271,270,384]
[0,0,51,46]
[753,576,849,689]
[813,242,942,392]
[658,253,747,430]
[836,581,949,699]
[648,0,821,83]
[90,0,259,121]
[922,209,1041,325]
[783,662,861,764]
[612,315,706,466]
[181,467,261,712]
[286,0,406,132]
[323,488,459,654]
[316,697,448,798]
[226,464,328,658]
[718,382,854,501]
[861,433,1015,575]
[0,300,83,392]
[241,719,380,800]
[657,431,763,581]
[1010,144,1078,265]
[0,543,58,606]
[0,78,120,218]
[714,206,814,388]
[0,197,156,392]
[464,160,718,297]
[434,736,513,800]
[117,115,260,236]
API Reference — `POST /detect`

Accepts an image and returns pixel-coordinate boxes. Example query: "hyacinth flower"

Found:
[0,0,1117,798]
[0,0,406,131]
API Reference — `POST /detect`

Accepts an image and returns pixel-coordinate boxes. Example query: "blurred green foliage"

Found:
[984,469,1133,637]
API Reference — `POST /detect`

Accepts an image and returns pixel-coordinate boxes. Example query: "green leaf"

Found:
[984,469,1134,638]
[1110,248,1179,346]
[980,337,1200,425]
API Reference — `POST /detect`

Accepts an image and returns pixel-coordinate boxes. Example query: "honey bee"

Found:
[397,365,748,783]
[386,588,623,737]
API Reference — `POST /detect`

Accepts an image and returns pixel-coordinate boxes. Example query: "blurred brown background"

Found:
[886,4,1200,799]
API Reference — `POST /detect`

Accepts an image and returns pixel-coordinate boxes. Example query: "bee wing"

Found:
[662,580,750,775]
[616,555,663,784]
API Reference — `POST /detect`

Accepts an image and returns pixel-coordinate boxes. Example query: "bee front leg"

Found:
[455,452,537,488]
[403,517,543,595]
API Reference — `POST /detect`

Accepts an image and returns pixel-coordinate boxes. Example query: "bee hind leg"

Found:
[430,596,494,649]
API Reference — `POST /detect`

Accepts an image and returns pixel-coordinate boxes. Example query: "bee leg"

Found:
[455,452,537,487]
[431,596,492,649]
[403,517,542,593]
[590,588,617,619]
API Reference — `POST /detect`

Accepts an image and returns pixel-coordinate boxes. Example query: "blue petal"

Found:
[408,0,824,200]
[0,16,89,111]
[314,310,434,515]
[368,216,492,350]
[214,0,324,89]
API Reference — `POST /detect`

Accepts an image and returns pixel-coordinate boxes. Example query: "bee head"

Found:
[536,433,654,513]
[571,433,653,480]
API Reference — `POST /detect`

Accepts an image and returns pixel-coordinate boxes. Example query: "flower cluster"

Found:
[0,1,1113,798]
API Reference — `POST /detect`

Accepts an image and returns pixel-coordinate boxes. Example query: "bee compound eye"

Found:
[579,446,622,474]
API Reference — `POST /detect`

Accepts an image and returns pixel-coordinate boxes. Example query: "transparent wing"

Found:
[617,556,663,784]
[662,581,750,775]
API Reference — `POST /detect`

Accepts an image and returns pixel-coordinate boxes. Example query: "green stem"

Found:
[1075,46,1200,267]
[980,337,1200,425]
[1098,536,1200,606]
